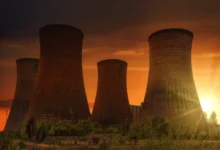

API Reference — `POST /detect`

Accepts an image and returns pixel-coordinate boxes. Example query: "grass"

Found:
[21,138,220,150]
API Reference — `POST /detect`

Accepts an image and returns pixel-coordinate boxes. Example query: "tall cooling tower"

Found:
[26,24,90,121]
[141,28,204,129]
[5,58,38,131]
[92,59,132,125]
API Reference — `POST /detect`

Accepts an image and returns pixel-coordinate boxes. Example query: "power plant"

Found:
[141,28,204,129]
[4,58,38,131]
[92,59,132,125]
[26,24,90,121]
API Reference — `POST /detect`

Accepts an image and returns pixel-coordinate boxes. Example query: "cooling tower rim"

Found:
[97,59,128,65]
[39,24,84,37]
[16,58,39,63]
[148,28,193,41]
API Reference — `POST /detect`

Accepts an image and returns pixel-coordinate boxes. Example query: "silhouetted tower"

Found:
[141,28,204,130]
[92,59,132,126]
[26,24,90,121]
[5,58,38,131]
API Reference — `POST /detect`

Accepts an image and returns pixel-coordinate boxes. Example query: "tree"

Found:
[203,112,208,121]
[209,111,217,125]
[26,117,36,141]
[208,111,218,139]
[151,117,169,138]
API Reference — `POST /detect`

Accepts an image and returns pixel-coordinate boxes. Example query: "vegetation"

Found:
[1,113,219,149]
[26,117,36,141]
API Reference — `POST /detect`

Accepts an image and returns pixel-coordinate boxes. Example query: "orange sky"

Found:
[1,0,220,130]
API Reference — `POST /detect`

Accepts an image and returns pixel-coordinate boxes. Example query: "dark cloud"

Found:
[2,0,220,71]
[1,0,37,38]
[146,0,220,23]
[1,0,150,39]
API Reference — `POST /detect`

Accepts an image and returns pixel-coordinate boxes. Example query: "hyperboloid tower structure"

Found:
[26,24,90,121]
[141,28,205,130]
[92,59,132,126]
[5,58,38,131]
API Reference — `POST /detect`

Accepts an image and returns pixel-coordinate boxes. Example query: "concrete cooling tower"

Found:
[141,28,204,130]
[5,58,38,131]
[26,24,90,121]
[92,59,132,126]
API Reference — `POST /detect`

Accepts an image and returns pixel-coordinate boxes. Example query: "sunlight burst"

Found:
[200,98,213,114]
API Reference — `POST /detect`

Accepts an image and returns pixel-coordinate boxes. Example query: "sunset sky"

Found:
[1,0,220,127]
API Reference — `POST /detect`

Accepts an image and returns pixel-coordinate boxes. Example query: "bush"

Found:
[127,124,139,145]
[54,125,70,136]
[0,133,12,149]
[151,117,169,138]
[75,120,95,136]
[118,136,127,145]
[138,117,169,139]
[18,141,27,149]
[168,125,192,140]
[35,122,47,143]
[105,125,120,134]
[0,133,27,150]
[98,139,111,150]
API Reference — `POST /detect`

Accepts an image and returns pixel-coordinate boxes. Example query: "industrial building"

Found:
[141,28,205,130]
[130,103,143,124]
[92,59,132,126]
[26,24,90,121]
[5,58,38,131]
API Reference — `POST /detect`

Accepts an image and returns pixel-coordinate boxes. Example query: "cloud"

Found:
[128,67,148,72]
[193,53,220,60]
[82,49,90,53]
[2,0,220,58]
[0,61,15,67]
[112,50,144,56]
[1,0,150,39]
[83,65,97,70]
[83,65,148,72]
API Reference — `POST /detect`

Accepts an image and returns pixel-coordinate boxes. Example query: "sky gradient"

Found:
[1,0,220,129]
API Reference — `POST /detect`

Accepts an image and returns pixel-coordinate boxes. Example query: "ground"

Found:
[22,139,220,150]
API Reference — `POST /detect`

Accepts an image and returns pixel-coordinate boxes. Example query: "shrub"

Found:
[0,133,12,149]
[35,122,47,143]
[18,141,27,149]
[98,139,111,150]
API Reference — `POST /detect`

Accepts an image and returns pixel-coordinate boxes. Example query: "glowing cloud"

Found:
[112,50,144,56]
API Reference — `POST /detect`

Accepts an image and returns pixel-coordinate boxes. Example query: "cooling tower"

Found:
[26,24,90,121]
[4,58,38,131]
[141,28,205,129]
[92,59,132,126]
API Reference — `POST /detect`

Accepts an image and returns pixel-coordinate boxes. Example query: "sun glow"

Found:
[200,98,213,115]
